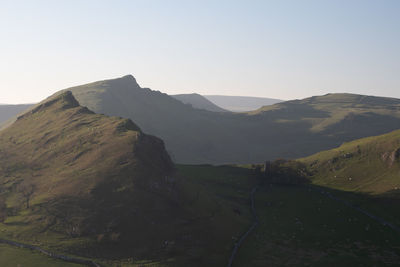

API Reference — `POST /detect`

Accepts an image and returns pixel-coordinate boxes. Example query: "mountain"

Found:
[172,93,228,112]
[0,91,252,266]
[0,91,178,258]
[0,104,34,126]
[300,128,400,195]
[204,95,283,112]
[51,75,400,164]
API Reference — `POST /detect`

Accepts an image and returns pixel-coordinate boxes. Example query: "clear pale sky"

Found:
[1,0,399,104]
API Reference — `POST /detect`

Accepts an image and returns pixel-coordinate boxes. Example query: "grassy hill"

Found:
[2,98,400,266]
[46,75,400,164]
[204,95,283,112]
[0,92,258,266]
[0,244,81,267]
[0,91,178,258]
[296,129,400,246]
[172,93,228,112]
[253,93,400,138]
[300,128,400,195]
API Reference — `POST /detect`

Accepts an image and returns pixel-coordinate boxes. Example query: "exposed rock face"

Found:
[381,148,400,167]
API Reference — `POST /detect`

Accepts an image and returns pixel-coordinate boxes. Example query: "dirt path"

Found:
[0,238,101,267]
[227,186,259,267]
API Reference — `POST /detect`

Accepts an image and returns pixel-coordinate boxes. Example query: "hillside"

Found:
[0,91,178,251]
[0,104,34,126]
[179,165,400,266]
[204,95,283,112]
[0,91,254,266]
[52,75,400,164]
[0,91,179,259]
[296,127,400,252]
[172,93,228,112]
[253,93,400,138]
[300,128,400,195]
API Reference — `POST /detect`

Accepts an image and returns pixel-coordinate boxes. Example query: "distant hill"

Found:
[0,104,33,126]
[204,95,283,112]
[48,75,400,164]
[252,93,400,140]
[172,93,228,112]
[301,128,400,195]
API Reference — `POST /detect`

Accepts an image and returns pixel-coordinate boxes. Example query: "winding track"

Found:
[227,186,259,267]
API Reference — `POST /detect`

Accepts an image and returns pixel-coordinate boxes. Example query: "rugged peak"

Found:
[53,91,80,108]
[116,118,141,133]
[121,74,136,80]
[18,91,81,120]
[116,74,139,87]
[88,74,141,91]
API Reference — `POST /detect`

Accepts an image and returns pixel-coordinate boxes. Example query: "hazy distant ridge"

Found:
[0,104,34,126]
[172,93,228,112]
[204,95,283,112]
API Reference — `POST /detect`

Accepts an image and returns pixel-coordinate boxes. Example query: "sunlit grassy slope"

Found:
[300,128,400,195]
[54,75,400,164]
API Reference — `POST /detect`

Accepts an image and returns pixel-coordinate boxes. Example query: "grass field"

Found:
[0,164,258,266]
[0,244,81,267]
[177,165,400,266]
[1,163,399,266]
[235,184,400,266]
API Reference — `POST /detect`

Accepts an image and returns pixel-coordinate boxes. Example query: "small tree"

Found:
[269,159,310,185]
[0,196,7,222]
[18,182,36,209]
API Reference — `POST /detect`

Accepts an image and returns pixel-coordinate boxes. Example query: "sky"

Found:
[0,0,399,104]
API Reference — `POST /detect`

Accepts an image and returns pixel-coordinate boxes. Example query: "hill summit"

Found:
[0,91,187,259]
